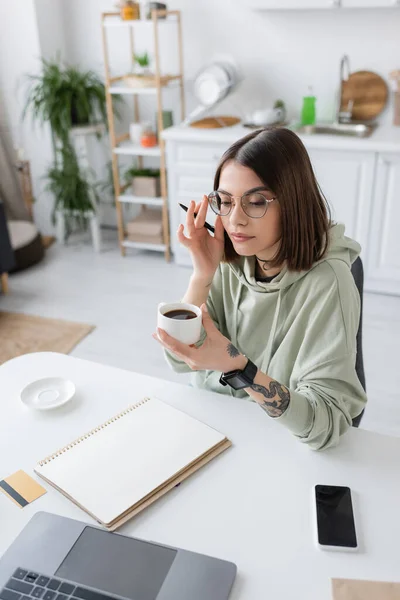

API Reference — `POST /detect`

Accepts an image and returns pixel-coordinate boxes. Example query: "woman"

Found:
[154,127,367,450]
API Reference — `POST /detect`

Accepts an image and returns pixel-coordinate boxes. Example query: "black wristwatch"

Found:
[219,358,258,390]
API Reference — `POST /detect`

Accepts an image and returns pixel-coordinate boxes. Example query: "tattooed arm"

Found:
[226,343,291,418]
[248,374,291,418]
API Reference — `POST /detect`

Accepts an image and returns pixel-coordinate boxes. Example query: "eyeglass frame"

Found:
[207,188,277,219]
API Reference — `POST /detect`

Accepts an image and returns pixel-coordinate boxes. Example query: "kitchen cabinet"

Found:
[306,148,376,256]
[166,140,376,270]
[243,0,399,7]
[243,0,339,8]
[163,125,400,295]
[165,141,225,267]
[365,152,400,295]
[341,0,400,7]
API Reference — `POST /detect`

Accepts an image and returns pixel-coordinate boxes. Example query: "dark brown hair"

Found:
[214,127,331,271]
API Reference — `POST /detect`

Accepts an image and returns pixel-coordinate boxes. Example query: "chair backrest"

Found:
[0,202,15,273]
[350,256,366,427]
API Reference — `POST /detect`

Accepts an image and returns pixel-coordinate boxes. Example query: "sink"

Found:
[293,122,376,138]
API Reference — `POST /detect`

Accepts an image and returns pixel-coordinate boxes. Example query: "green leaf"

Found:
[23,56,122,233]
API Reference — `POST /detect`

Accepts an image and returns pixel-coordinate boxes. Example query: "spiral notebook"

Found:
[35,397,231,530]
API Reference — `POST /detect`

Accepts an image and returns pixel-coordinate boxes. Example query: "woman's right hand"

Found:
[178,195,225,283]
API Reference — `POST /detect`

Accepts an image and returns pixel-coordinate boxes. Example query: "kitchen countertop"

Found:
[162,123,400,153]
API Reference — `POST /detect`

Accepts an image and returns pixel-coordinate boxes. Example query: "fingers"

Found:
[177,223,190,248]
[194,195,208,229]
[153,328,195,362]
[186,200,196,237]
[201,303,218,334]
[214,215,225,242]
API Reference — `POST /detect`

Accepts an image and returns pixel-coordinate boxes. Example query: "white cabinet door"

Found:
[342,0,399,7]
[170,172,216,268]
[307,148,376,258]
[165,140,223,267]
[244,0,339,8]
[245,0,398,7]
[366,153,400,295]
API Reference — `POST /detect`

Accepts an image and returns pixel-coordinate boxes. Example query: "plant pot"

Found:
[70,102,90,127]
[132,176,161,197]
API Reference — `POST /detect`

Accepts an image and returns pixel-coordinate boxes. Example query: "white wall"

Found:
[35,0,67,60]
[1,1,400,233]
[0,1,56,233]
[62,0,400,123]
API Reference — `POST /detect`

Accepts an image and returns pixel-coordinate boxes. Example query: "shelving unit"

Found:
[101,10,185,260]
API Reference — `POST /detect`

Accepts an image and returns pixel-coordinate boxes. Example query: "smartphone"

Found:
[314,485,358,551]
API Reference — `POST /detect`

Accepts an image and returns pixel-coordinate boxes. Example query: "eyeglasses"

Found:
[208,190,276,219]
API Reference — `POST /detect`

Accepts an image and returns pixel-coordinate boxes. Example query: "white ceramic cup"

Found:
[129,122,143,144]
[157,302,202,345]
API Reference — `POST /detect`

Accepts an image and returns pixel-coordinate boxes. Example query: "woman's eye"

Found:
[249,201,266,207]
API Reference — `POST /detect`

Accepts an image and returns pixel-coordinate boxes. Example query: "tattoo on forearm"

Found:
[251,380,291,418]
[227,343,240,358]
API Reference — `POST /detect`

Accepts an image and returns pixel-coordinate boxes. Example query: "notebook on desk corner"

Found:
[35,397,231,530]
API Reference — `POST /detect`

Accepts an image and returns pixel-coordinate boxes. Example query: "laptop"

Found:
[0,512,236,600]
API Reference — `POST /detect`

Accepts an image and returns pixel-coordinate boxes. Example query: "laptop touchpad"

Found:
[56,527,177,600]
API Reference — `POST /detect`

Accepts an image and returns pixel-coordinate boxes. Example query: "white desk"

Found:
[0,352,399,599]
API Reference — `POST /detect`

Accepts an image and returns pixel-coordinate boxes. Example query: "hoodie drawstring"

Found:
[260,289,282,373]
[231,282,244,348]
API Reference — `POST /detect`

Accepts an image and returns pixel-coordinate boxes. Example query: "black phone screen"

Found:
[315,485,357,548]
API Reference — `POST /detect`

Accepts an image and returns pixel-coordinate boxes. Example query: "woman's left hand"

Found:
[153,304,247,373]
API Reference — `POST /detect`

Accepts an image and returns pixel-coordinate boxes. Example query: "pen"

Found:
[178,203,215,233]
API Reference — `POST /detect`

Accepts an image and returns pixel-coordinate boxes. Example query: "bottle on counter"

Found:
[301,86,316,126]
[389,70,400,127]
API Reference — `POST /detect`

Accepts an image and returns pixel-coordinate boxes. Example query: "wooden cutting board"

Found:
[341,70,388,121]
[190,116,241,128]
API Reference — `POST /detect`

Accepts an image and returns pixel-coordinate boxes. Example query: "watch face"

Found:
[224,372,248,390]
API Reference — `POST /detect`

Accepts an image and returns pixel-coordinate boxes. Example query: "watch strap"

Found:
[241,359,258,385]
[219,358,258,387]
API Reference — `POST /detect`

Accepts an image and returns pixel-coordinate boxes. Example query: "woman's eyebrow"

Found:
[217,186,271,195]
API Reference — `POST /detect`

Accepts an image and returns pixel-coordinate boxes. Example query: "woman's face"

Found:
[218,160,281,259]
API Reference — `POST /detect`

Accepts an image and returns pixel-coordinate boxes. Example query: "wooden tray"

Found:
[190,116,241,128]
[341,71,388,121]
[123,74,173,88]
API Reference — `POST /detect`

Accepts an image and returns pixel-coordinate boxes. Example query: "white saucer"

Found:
[20,377,76,410]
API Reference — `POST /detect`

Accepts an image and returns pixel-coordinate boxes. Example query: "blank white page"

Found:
[35,398,226,525]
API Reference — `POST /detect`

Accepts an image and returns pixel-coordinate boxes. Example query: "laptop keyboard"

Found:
[0,568,121,600]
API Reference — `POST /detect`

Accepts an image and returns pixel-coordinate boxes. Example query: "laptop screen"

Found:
[56,526,177,600]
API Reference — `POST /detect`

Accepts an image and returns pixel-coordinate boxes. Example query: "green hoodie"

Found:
[165,224,367,450]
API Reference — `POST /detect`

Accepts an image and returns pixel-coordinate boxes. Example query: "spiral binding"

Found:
[38,397,151,466]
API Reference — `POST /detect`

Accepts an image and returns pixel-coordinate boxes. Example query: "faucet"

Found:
[335,54,352,124]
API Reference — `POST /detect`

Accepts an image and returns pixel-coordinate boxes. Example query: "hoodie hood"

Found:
[227,223,361,294]
[227,223,361,371]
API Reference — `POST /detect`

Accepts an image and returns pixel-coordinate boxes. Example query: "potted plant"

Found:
[24,58,111,139]
[133,52,152,76]
[23,57,122,237]
[45,145,99,235]
[124,52,170,88]
[124,165,161,197]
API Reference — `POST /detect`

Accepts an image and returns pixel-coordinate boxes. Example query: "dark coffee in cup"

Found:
[164,309,197,320]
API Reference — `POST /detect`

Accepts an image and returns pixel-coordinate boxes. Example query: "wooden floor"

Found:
[1,231,399,439]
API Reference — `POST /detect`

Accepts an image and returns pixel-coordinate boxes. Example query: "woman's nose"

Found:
[229,201,247,227]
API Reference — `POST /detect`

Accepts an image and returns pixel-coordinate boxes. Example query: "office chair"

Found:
[351,256,366,427]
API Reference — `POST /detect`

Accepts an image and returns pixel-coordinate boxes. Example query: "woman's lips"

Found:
[230,233,255,243]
